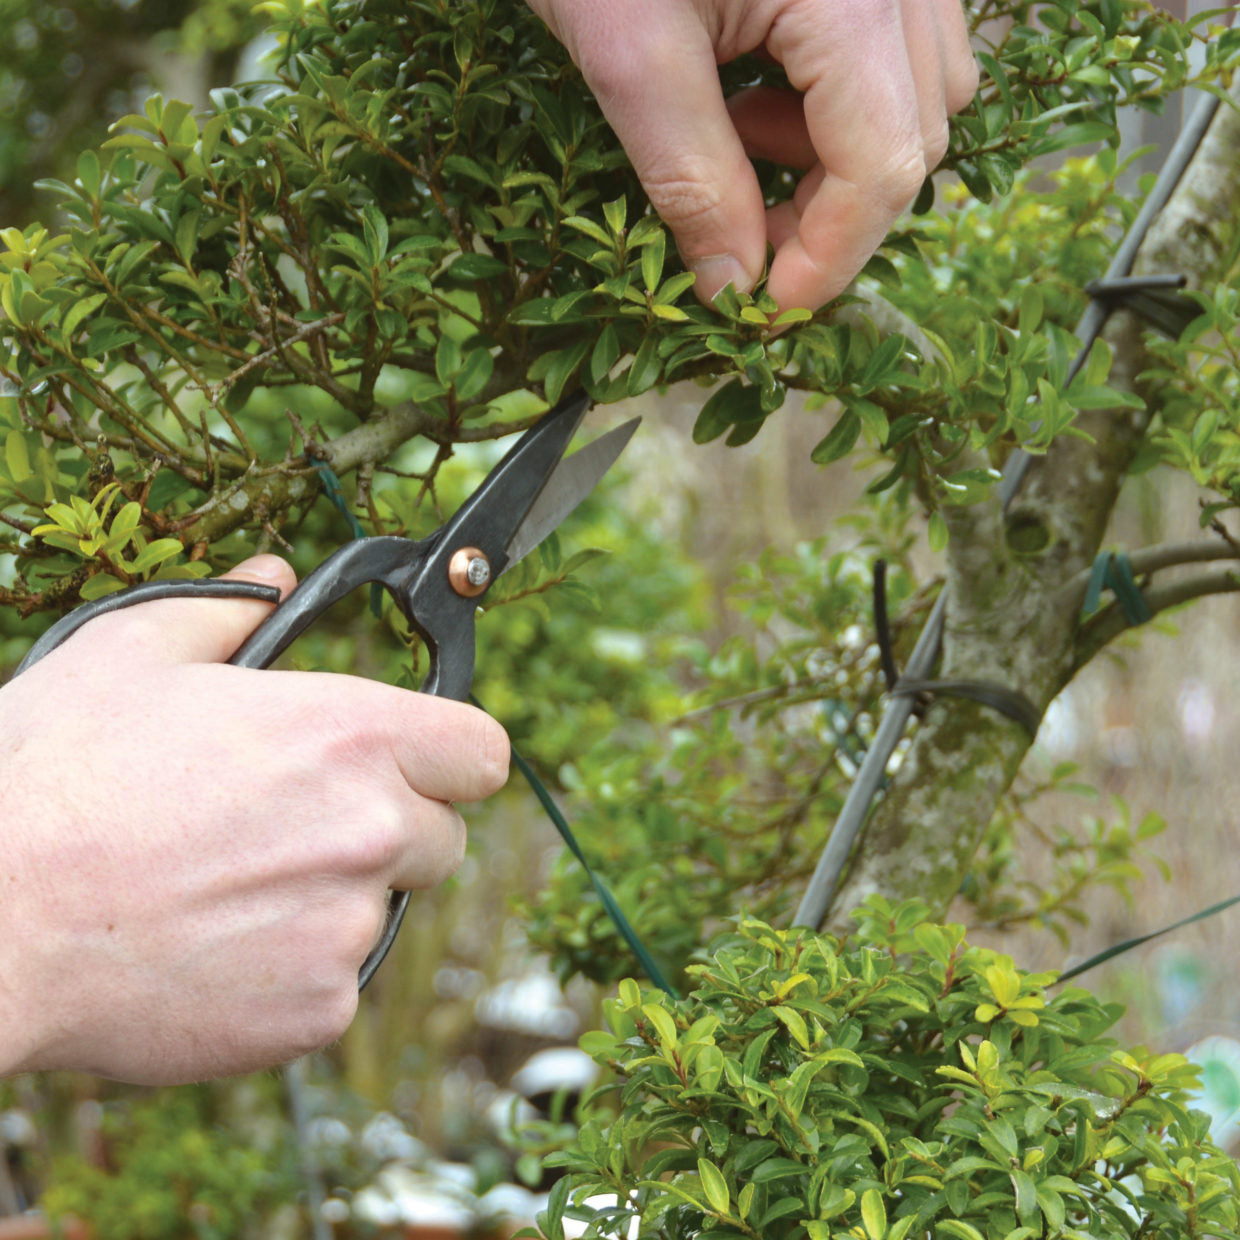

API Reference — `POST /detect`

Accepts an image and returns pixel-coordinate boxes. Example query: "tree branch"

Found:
[1074,566,1240,667]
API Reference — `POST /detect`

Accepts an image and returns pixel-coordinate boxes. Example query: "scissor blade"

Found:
[502,417,640,572]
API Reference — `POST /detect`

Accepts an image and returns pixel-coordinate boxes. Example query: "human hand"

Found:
[0,555,509,1084]
[525,0,978,311]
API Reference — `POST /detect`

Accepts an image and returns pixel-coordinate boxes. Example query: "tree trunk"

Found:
[829,79,1240,924]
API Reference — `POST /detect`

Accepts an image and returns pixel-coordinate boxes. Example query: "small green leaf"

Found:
[454,347,495,402]
[61,292,109,341]
[860,1188,887,1240]
[602,196,627,236]
[5,431,31,484]
[697,1159,730,1215]
[448,252,508,281]
[693,379,762,444]
[640,229,665,293]
[811,409,860,464]
[589,325,621,384]
[641,1002,678,1047]
[626,334,662,397]
[772,1005,809,1050]
[80,574,127,600]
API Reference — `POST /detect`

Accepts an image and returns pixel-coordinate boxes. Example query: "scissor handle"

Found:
[12,579,283,677]
[225,535,481,989]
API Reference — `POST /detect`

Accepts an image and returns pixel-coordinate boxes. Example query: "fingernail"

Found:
[692,254,754,301]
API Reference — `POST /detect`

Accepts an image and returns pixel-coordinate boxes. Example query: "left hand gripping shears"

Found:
[15,392,639,988]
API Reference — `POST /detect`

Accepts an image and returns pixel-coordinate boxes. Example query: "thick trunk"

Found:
[829,82,1240,924]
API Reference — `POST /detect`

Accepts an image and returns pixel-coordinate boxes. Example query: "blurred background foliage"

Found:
[0,0,1239,1236]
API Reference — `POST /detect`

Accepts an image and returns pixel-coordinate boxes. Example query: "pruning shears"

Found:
[15,392,639,988]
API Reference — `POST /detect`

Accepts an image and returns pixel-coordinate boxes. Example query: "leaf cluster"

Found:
[538,901,1239,1240]
[0,0,1229,619]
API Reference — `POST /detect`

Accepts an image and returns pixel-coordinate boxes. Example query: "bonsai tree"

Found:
[3,0,1240,1236]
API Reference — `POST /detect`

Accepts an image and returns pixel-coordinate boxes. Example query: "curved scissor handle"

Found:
[12,579,283,677]
[227,536,479,988]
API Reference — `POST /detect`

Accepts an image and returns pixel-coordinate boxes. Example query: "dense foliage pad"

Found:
[542,902,1240,1240]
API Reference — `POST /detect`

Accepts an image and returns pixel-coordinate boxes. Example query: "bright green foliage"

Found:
[539,902,1240,1240]
[1143,237,1240,523]
[0,0,1233,616]
[39,1087,295,1240]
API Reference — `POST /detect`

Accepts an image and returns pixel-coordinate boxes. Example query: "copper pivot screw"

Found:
[447,546,491,597]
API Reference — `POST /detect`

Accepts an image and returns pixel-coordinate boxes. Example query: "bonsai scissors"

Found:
[15,391,639,988]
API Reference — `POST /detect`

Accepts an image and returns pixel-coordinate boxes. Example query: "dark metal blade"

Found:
[502,417,640,572]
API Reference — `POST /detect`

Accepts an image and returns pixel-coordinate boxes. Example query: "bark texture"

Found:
[829,81,1240,925]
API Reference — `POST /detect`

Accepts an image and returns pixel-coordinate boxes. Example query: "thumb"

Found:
[544,1,767,301]
[92,555,298,667]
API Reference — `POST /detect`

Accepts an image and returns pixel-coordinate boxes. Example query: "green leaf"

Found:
[602,196,627,236]
[626,334,662,397]
[448,252,509,281]
[641,1002,678,1048]
[562,216,610,246]
[936,1222,985,1240]
[1011,1169,1039,1228]
[860,1188,887,1240]
[80,574,127,600]
[435,335,463,384]
[773,1005,810,1050]
[589,325,621,384]
[541,338,591,406]
[362,204,389,263]
[811,409,860,464]
[61,292,109,341]
[697,1159,730,1215]
[693,379,762,444]
[5,431,31,484]
[454,347,495,402]
[640,229,665,293]
[129,538,185,575]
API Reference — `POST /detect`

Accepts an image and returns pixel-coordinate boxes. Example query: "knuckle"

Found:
[642,169,731,233]
[340,802,407,876]
[870,145,932,214]
[441,810,468,877]
[337,894,389,963]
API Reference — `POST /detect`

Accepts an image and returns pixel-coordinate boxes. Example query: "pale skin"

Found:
[0,555,509,1084]
[0,1,976,1084]
[525,0,980,310]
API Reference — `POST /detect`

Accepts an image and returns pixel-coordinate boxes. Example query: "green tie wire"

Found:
[1058,892,1240,984]
[313,460,676,997]
[314,460,383,616]
[505,740,680,998]
[1083,549,1153,627]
